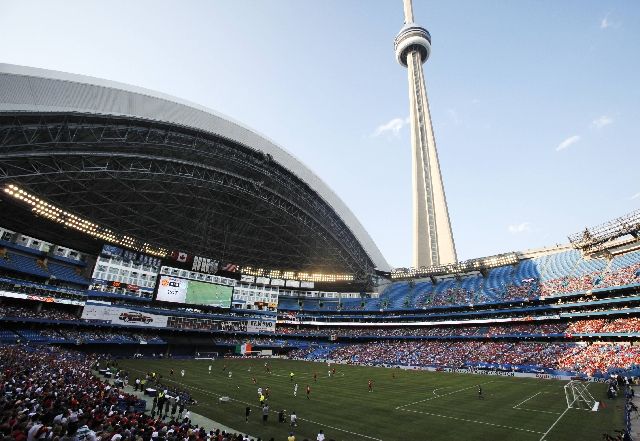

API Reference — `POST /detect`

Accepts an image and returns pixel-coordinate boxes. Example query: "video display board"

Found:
[156,275,233,308]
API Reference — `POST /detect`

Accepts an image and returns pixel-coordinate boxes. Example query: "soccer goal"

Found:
[195,351,219,360]
[564,380,599,411]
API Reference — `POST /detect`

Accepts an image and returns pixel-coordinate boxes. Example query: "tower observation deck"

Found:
[394,0,457,267]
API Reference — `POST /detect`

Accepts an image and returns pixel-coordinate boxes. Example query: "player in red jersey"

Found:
[306,384,311,400]
[368,379,374,392]
[313,372,317,382]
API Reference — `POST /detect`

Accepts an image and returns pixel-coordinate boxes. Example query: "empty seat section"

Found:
[48,262,90,285]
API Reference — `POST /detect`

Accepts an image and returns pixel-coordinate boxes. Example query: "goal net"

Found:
[564,380,599,411]
[195,352,218,360]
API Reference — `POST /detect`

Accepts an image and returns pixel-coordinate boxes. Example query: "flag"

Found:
[170,251,191,263]
[235,343,252,355]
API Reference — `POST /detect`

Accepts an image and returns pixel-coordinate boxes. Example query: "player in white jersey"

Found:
[293,383,298,397]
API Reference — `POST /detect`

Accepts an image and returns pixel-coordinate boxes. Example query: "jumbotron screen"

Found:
[156,275,233,308]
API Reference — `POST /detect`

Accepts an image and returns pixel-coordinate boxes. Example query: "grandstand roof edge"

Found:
[516,243,574,260]
[0,63,390,272]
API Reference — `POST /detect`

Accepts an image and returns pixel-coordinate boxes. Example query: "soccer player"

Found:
[262,404,269,425]
[317,429,325,441]
[208,365,212,375]
[477,385,484,400]
[290,410,298,428]
[259,394,266,406]
[265,386,270,398]
[245,406,251,422]
[306,385,311,400]
[368,379,373,392]
[313,372,317,382]
[257,387,263,397]
[228,371,232,379]
[180,369,185,378]
[252,377,257,384]
[290,372,295,382]
[170,368,174,376]
[293,383,298,397]
[332,367,336,376]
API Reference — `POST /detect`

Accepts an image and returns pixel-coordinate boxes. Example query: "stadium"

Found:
[0,2,638,441]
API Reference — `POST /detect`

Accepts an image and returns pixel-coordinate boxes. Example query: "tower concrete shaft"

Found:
[395,0,457,267]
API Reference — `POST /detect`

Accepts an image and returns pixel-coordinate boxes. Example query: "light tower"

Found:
[394,0,457,267]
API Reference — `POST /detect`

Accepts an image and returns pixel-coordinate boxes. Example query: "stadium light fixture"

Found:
[4,184,169,258]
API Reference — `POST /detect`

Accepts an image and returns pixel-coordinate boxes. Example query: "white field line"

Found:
[126,366,382,441]
[516,408,563,415]
[539,407,570,441]
[401,408,545,435]
[512,391,563,415]
[539,382,592,440]
[295,416,383,441]
[395,381,496,410]
[432,387,448,396]
[513,392,542,408]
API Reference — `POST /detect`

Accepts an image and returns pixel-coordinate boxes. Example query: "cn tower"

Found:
[394,0,457,267]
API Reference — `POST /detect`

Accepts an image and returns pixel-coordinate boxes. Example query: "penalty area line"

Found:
[395,381,496,410]
[512,391,562,415]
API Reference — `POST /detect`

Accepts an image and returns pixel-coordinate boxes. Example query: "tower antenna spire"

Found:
[394,0,457,267]
[403,0,414,23]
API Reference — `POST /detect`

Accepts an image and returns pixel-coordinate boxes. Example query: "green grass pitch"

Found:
[185,281,232,306]
[118,358,626,441]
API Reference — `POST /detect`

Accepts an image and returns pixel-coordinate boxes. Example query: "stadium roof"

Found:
[0,63,390,274]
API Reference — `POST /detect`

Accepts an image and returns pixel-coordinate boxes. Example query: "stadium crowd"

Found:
[388,261,640,309]
[540,263,640,297]
[0,305,77,321]
[0,346,260,441]
[558,344,640,376]
[277,318,639,338]
[566,318,640,334]
[290,341,640,376]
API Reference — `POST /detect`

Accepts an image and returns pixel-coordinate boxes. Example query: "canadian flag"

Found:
[171,251,189,263]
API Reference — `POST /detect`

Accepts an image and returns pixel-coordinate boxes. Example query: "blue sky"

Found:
[1,0,638,268]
